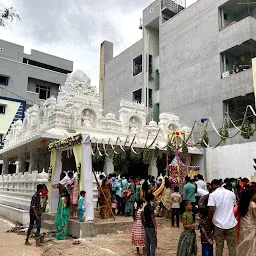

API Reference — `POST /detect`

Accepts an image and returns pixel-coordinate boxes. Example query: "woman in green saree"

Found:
[54,189,71,240]
[124,178,135,216]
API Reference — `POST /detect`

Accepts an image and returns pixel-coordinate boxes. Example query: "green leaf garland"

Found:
[241,120,254,139]
[143,151,150,165]
[130,151,141,163]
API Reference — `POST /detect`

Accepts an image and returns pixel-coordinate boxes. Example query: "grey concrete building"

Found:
[0,39,73,148]
[100,0,256,145]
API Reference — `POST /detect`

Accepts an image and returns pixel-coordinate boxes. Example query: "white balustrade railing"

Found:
[0,169,105,210]
[0,170,49,194]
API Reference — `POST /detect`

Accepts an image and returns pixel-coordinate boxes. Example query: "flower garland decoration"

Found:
[143,151,150,165]
[241,120,254,139]
[48,166,53,182]
[48,134,82,151]
[130,150,141,163]
[187,166,200,171]
[154,147,160,158]
[76,162,81,183]
[219,119,229,144]
[92,152,103,164]
[199,132,209,147]
[113,151,126,167]
[167,141,175,157]
[182,134,188,153]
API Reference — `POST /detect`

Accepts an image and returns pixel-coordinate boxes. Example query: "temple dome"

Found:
[149,120,157,127]
[106,111,116,120]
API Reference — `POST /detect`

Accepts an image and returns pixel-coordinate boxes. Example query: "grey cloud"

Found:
[10,0,148,54]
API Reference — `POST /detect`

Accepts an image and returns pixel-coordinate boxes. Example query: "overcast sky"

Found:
[0,0,197,88]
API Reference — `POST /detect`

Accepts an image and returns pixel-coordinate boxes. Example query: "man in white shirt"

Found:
[196,174,207,190]
[208,179,237,256]
[196,188,209,197]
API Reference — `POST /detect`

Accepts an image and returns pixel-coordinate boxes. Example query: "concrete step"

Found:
[41,213,55,221]
[41,220,56,230]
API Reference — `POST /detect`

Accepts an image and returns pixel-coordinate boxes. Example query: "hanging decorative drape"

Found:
[73,144,83,190]
[47,150,57,209]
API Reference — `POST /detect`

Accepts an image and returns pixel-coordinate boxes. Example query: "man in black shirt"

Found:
[25,184,44,246]
[142,193,157,256]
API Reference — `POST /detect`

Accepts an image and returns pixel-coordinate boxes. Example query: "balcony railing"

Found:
[161,0,185,14]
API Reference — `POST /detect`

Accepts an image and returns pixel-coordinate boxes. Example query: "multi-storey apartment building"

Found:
[100,0,256,145]
[0,39,73,148]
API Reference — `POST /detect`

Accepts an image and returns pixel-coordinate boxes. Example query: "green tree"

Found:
[0,7,20,27]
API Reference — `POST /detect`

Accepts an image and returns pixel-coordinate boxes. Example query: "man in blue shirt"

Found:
[183,176,196,222]
[115,179,123,215]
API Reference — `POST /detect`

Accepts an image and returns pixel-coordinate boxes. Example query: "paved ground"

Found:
[0,217,229,256]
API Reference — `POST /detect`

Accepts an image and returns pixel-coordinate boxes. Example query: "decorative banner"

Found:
[73,144,83,190]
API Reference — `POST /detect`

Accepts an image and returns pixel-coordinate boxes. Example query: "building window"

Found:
[0,75,9,85]
[133,55,142,76]
[155,70,160,91]
[133,89,142,103]
[223,93,255,127]
[146,88,153,108]
[0,104,6,114]
[36,85,51,100]
[153,103,160,123]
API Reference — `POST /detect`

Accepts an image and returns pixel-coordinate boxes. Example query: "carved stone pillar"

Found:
[17,154,26,173]
[2,158,9,175]
[103,154,114,175]
[148,155,158,178]
[28,151,39,173]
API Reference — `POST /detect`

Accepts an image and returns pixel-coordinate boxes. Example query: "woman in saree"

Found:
[54,188,71,240]
[124,178,136,216]
[135,178,142,201]
[158,177,172,217]
[99,178,112,219]
[69,172,79,219]
[236,187,256,256]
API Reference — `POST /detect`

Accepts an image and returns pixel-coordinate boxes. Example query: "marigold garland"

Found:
[48,134,82,151]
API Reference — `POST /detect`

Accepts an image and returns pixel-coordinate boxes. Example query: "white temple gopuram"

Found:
[0,70,203,224]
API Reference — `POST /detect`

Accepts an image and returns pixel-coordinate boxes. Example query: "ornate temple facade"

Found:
[0,70,201,176]
[0,70,203,224]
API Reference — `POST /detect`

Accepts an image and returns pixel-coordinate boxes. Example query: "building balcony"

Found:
[220,39,256,79]
[219,0,256,31]
[161,0,185,21]
[219,16,256,54]
[220,69,254,103]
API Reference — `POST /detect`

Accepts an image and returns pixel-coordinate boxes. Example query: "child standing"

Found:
[199,208,214,256]
[170,186,182,228]
[177,201,198,256]
[78,191,86,222]
[141,193,157,256]
[132,199,146,255]
[111,193,117,215]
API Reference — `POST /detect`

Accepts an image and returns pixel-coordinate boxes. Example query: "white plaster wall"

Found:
[206,142,256,181]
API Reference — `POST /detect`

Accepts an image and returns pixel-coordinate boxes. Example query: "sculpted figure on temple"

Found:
[129,117,139,134]
[81,109,93,128]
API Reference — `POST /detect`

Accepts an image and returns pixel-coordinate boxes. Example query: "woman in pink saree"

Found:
[69,172,79,219]
[236,187,256,256]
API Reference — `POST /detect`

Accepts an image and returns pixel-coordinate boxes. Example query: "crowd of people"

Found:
[130,175,256,256]
[24,171,256,256]
[97,174,162,219]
